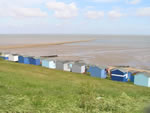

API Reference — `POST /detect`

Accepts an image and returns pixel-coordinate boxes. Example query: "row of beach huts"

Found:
[0,52,150,87]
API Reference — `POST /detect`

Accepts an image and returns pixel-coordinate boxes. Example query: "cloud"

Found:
[108,10,123,19]
[0,0,48,18]
[86,11,104,19]
[46,1,78,19]
[136,7,150,17]
[127,0,141,5]
[0,7,48,17]
[92,0,119,3]
[12,8,48,17]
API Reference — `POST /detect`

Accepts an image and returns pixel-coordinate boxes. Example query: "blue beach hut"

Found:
[18,55,30,64]
[0,53,9,60]
[128,71,138,82]
[134,72,150,87]
[0,56,9,60]
[111,69,128,82]
[88,66,107,79]
[29,57,40,65]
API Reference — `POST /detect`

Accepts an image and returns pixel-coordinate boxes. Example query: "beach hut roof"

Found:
[128,70,139,74]
[12,54,19,56]
[31,56,41,59]
[74,62,86,66]
[57,60,74,64]
[89,64,106,69]
[111,69,128,75]
[112,68,128,72]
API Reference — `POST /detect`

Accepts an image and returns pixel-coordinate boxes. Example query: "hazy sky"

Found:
[0,0,150,35]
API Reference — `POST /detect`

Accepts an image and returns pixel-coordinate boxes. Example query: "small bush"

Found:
[78,83,144,113]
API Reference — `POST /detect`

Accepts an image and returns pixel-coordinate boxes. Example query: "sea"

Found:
[0,34,150,70]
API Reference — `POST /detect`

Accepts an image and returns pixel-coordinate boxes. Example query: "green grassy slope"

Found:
[0,59,150,113]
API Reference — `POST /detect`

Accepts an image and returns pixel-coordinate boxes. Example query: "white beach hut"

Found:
[56,60,73,72]
[72,63,86,73]
[8,54,19,62]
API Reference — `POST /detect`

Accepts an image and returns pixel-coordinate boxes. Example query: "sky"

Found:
[0,0,150,35]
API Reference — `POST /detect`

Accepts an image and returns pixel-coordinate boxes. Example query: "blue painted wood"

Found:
[111,69,124,75]
[111,75,128,82]
[29,57,40,65]
[18,56,30,64]
[128,72,134,82]
[42,60,49,68]
[134,73,150,87]
[18,56,24,63]
[111,69,128,82]
[0,56,8,60]
[88,66,107,79]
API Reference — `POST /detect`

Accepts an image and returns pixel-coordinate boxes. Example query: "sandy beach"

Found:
[0,35,150,70]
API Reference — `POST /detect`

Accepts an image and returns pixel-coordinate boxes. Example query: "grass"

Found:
[0,59,150,113]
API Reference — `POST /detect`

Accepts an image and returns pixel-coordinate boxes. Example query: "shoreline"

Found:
[0,35,150,71]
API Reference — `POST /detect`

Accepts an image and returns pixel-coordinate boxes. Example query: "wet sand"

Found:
[1,44,150,70]
[0,35,150,70]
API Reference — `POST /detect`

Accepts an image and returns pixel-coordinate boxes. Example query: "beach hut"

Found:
[8,54,19,62]
[111,69,128,82]
[29,57,40,65]
[128,70,138,82]
[56,61,73,72]
[0,53,10,60]
[48,60,56,69]
[41,59,56,69]
[18,55,30,64]
[41,59,49,68]
[134,72,150,87]
[88,66,107,79]
[72,63,86,73]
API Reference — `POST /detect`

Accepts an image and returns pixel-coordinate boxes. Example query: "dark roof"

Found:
[111,68,128,72]
[57,60,74,64]
[12,54,19,56]
[74,63,86,66]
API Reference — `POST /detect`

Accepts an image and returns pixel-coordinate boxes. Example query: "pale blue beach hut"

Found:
[134,72,150,87]
[41,59,56,69]
[88,66,107,79]
[41,59,49,68]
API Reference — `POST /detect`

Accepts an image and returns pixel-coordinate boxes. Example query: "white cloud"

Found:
[46,2,78,19]
[108,10,123,19]
[0,0,48,18]
[136,7,150,17]
[86,11,104,19]
[127,0,141,5]
[12,8,48,17]
[0,7,48,17]
[92,0,119,3]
